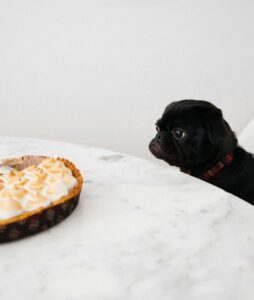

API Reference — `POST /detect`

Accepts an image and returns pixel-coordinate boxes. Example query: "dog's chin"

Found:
[149,141,179,167]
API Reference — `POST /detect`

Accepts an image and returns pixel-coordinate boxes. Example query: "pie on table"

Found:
[0,155,83,243]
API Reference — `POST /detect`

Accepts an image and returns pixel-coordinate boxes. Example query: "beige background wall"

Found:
[0,0,254,160]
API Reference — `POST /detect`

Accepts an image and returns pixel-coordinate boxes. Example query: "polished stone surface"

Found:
[0,137,254,300]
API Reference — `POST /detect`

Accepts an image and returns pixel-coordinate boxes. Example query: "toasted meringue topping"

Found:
[0,166,16,175]
[15,179,29,188]
[0,199,23,220]
[11,186,28,200]
[23,192,50,211]
[43,182,68,201]
[0,158,77,220]
[25,165,37,172]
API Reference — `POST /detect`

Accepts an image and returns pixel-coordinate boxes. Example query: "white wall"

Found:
[0,0,254,160]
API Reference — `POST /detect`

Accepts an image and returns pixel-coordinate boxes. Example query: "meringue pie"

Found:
[0,157,82,223]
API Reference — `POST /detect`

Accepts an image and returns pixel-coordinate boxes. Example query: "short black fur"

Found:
[149,99,254,205]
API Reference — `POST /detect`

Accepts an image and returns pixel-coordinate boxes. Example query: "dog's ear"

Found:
[200,107,228,147]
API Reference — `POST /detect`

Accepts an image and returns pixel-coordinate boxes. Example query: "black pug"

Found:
[149,99,254,205]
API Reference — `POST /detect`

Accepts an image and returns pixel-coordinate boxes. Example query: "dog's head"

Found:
[149,100,237,172]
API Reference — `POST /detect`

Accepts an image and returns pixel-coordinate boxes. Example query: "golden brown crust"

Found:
[0,156,83,225]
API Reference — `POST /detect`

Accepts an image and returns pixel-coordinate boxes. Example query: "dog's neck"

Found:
[182,134,238,180]
[182,147,238,180]
[197,153,234,180]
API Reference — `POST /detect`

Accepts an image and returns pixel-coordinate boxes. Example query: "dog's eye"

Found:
[172,128,186,139]
[156,125,160,132]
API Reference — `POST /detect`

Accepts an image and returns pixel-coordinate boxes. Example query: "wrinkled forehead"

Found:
[158,105,202,128]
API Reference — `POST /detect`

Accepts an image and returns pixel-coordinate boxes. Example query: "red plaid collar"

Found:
[201,153,234,181]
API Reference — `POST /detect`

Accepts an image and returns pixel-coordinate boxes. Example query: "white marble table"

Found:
[0,137,254,300]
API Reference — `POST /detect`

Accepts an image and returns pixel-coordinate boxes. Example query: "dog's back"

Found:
[209,147,254,204]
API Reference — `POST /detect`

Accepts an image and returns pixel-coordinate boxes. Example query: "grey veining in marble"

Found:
[0,137,254,300]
